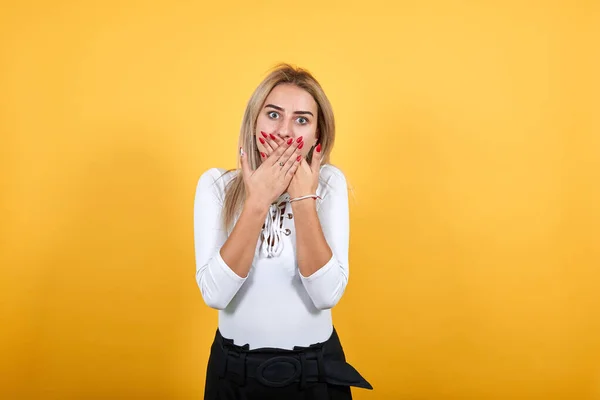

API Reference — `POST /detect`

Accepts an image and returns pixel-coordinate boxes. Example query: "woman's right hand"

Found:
[240,133,303,209]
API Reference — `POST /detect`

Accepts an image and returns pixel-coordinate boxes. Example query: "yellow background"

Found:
[1,1,599,399]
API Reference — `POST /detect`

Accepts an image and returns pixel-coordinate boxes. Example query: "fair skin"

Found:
[220,83,333,278]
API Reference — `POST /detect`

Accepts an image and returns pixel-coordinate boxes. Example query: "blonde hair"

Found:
[221,63,336,230]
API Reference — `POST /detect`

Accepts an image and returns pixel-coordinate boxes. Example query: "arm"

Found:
[193,169,268,310]
[291,200,332,277]
[220,198,269,278]
[294,167,350,310]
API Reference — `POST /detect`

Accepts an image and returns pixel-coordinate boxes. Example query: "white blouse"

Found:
[193,164,350,350]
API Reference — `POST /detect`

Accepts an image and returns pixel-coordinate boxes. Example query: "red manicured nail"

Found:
[269,134,277,140]
[287,138,293,145]
[316,143,321,153]
[261,131,268,138]
[296,155,301,162]
[259,137,265,144]
[296,136,303,143]
[260,152,266,158]
[298,141,304,150]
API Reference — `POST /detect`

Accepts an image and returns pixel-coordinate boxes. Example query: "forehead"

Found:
[264,84,318,112]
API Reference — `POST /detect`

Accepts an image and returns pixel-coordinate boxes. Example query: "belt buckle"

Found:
[256,356,302,388]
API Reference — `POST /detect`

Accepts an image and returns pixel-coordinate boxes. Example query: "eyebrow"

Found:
[265,104,314,117]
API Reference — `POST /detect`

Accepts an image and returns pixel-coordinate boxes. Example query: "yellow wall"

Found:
[1,1,598,399]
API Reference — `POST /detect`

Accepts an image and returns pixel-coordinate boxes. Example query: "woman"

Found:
[194,63,372,399]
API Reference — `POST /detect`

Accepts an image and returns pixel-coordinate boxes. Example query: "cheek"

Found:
[301,127,317,144]
[299,131,317,155]
[255,116,272,151]
[256,115,277,131]
[255,134,269,153]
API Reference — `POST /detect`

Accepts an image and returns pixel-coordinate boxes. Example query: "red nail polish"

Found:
[260,152,266,158]
[296,155,301,162]
[298,141,304,150]
[259,137,265,144]
[316,143,321,153]
[296,136,303,143]
[269,134,277,140]
[261,131,268,138]
[287,138,293,145]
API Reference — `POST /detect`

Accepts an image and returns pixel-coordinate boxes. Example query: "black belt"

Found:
[213,330,372,390]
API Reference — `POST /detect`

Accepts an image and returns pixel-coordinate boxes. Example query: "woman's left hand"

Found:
[287,142,322,200]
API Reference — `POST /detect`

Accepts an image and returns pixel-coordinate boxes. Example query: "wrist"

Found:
[290,194,320,202]
[245,195,271,214]
[290,196,318,212]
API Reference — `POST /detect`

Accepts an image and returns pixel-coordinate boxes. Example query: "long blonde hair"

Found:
[222,63,336,231]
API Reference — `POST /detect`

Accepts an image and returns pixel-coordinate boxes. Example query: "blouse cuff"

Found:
[216,249,248,282]
[299,254,336,281]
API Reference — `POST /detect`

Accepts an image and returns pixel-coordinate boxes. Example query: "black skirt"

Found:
[203,327,372,400]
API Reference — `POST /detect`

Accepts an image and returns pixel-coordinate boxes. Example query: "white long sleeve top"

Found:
[193,164,350,350]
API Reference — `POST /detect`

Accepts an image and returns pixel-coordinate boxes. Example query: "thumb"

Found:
[240,147,252,182]
[310,142,322,171]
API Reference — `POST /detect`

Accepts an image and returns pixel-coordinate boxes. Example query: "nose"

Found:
[277,118,293,139]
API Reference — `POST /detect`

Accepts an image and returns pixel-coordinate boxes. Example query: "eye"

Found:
[268,111,279,119]
[296,117,309,125]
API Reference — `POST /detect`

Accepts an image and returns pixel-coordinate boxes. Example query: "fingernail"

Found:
[296,155,301,162]
[298,141,304,150]
[316,143,321,153]
[269,134,277,140]
[287,138,293,145]
[259,137,265,144]
[296,136,303,143]
[260,152,266,158]
[261,131,268,138]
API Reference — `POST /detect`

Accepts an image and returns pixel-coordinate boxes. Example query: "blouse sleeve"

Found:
[194,168,246,310]
[299,166,350,310]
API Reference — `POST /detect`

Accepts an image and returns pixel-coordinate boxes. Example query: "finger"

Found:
[258,131,275,154]
[283,148,302,174]
[276,136,304,167]
[239,147,251,182]
[265,137,285,161]
[268,132,285,149]
[310,142,322,171]
[269,135,295,166]
[285,153,303,178]
[261,131,281,157]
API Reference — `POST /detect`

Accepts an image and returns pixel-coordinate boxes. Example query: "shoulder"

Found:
[319,164,348,186]
[195,167,239,202]
[317,164,348,197]
[197,167,234,187]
